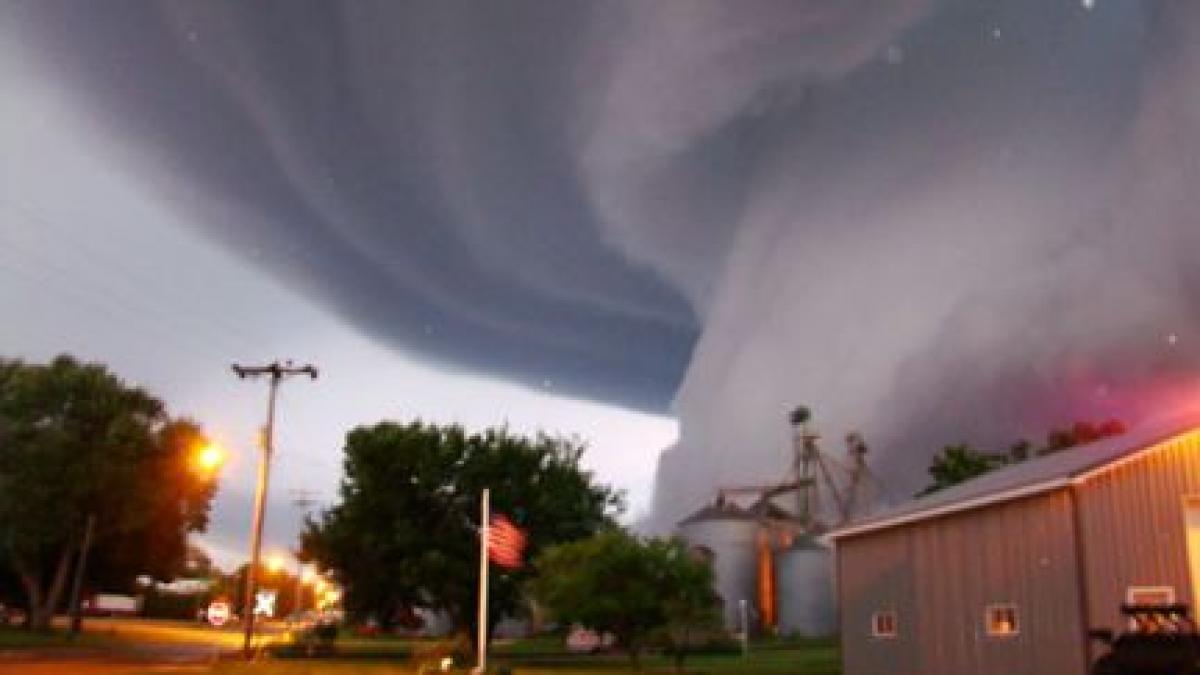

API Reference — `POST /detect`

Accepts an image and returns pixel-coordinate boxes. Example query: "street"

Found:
[0,617,290,674]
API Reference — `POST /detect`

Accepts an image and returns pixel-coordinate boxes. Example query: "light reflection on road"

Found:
[0,617,294,674]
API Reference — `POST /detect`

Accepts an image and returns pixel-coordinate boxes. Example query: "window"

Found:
[1127,586,1175,607]
[871,610,898,638]
[985,604,1019,637]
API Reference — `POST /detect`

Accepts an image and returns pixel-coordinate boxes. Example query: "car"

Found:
[1091,604,1200,675]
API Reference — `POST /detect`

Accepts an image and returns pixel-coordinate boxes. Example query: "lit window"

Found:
[985,604,1019,637]
[1127,586,1175,607]
[871,610,898,638]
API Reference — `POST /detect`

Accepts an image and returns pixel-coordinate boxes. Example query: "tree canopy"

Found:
[531,531,719,667]
[300,421,622,639]
[918,444,1002,496]
[918,419,1126,496]
[0,355,218,628]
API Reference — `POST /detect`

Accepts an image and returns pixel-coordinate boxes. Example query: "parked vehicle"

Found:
[1091,604,1200,675]
[82,594,142,617]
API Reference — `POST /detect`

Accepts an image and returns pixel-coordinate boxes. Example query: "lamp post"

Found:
[739,599,749,656]
[288,489,319,623]
[294,562,309,621]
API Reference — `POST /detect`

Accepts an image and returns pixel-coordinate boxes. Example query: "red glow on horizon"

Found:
[1029,371,1200,435]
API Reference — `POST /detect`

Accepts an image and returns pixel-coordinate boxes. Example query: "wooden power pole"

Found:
[231,361,317,658]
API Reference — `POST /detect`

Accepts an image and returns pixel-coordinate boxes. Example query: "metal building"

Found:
[828,417,1200,675]
[677,499,760,630]
[677,409,880,636]
[776,535,836,636]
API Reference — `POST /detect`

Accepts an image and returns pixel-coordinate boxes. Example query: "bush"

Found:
[656,630,742,658]
[285,619,338,657]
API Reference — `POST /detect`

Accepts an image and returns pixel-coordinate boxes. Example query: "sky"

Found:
[3,1,1200,561]
[0,10,678,565]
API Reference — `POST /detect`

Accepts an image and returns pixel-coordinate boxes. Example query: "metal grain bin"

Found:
[677,500,760,631]
[776,536,836,637]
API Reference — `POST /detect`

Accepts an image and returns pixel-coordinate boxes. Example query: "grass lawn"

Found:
[0,623,839,674]
[131,639,839,675]
[125,647,837,673]
[0,625,113,649]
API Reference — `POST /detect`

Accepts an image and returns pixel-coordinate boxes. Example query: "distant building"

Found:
[677,496,836,636]
[829,417,1200,675]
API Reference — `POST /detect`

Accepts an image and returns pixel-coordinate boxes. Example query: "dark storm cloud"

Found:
[8,0,1200,522]
[647,0,1200,525]
[4,1,698,411]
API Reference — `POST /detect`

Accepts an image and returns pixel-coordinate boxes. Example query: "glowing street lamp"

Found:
[194,443,226,474]
[321,588,342,607]
[266,554,287,574]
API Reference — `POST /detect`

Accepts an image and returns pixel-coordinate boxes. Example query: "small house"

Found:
[828,416,1200,675]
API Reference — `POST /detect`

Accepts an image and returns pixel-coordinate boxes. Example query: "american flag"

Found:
[487,514,527,569]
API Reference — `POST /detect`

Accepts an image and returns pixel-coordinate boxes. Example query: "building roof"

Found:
[747,497,798,522]
[678,495,803,526]
[782,533,828,552]
[828,413,1200,541]
[677,499,755,525]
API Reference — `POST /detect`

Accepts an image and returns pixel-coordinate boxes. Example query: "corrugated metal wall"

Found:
[1075,430,1200,636]
[777,546,836,636]
[678,517,760,630]
[838,491,1088,675]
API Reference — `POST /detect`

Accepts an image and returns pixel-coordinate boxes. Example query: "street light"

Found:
[194,442,226,474]
[266,554,287,574]
[70,437,225,638]
[321,588,341,608]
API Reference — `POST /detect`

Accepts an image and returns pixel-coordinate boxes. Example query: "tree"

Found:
[0,355,217,629]
[1040,419,1126,456]
[657,546,722,672]
[531,531,719,668]
[919,420,1128,496]
[300,421,621,642]
[918,444,1002,496]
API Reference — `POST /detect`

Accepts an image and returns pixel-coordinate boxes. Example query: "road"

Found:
[0,617,291,674]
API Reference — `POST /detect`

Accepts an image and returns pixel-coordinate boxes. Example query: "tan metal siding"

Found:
[838,491,1087,675]
[839,524,919,675]
[1075,430,1200,633]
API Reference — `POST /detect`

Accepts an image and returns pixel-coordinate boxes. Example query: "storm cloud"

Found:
[4,0,699,410]
[5,1,1200,527]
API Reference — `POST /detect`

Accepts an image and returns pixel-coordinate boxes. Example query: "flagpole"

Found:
[476,488,490,674]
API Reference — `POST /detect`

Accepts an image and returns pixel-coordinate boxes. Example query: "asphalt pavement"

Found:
[0,616,291,674]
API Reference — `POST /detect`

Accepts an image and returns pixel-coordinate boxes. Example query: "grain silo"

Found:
[775,535,835,636]
[676,407,882,635]
[676,498,759,630]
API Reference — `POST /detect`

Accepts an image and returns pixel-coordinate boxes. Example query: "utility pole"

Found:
[289,489,320,621]
[231,361,317,659]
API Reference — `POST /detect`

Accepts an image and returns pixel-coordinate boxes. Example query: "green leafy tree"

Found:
[657,547,722,671]
[920,420,1127,496]
[918,444,1003,496]
[300,421,621,643]
[1040,419,1125,456]
[0,355,217,629]
[531,531,719,668]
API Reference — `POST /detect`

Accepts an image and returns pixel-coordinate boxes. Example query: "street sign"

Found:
[254,590,277,618]
[206,600,231,627]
